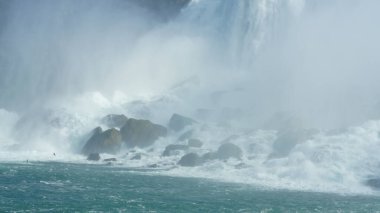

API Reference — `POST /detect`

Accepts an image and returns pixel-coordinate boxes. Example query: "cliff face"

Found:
[130,0,191,21]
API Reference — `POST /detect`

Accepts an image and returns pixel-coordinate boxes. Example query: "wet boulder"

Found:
[87,153,100,161]
[131,153,142,160]
[101,114,128,128]
[215,143,243,160]
[120,118,167,148]
[177,130,193,141]
[168,113,195,132]
[201,152,217,161]
[162,144,188,156]
[366,178,380,189]
[178,153,202,167]
[82,128,122,155]
[269,129,318,159]
[188,139,203,148]
[103,158,117,162]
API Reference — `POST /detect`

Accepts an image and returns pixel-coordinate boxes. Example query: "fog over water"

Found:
[1,0,380,194]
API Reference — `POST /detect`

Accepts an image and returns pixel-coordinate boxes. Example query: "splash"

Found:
[1,0,380,194]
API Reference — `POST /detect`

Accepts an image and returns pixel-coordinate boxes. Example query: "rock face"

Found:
[162,144,188,156]
[120,118,167,148]
[188,139,203,148]
[82,128,122,155]
[178,153,202,167]
[87,153,100,161]
[168,113,195,132]
[215,143,243,160]
[102,114,128,128]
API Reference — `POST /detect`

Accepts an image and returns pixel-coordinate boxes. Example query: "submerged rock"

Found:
[215,143,243,160]
[101,114,128,128]
[162,144,188,156]
[82,128,122,155]
[178,153,202,167]
[103,158,117,162]
[131,154,142,160]
[366,178,380,189]
[168,113,195,132]
[188,139,203,148]
[120,118,167,148]
[87,153,100,161]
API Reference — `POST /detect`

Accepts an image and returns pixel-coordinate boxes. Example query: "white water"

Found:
[1,0,380,195]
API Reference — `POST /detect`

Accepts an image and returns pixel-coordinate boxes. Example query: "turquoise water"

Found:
[1,162,379,212]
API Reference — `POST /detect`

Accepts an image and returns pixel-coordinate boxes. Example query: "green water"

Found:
[0,162,379,212]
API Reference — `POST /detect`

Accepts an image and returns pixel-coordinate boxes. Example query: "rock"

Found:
[168,113,195,132]
[177,130,193,141]
[87,153,100,161]
[131,154,142,160]
[162,144,188,156]
[103,158,117,162]
[82,128,122,155]
[366,178,380,189]
[269,129,318,158]
[188,139,203,148]
[101,114,128,128]
[148,163,159,168]
[215,143,243,160]
[202,152,217,161]
[120,118,167,148]
[178,153,202,167]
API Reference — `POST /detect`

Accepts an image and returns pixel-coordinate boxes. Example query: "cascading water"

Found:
[1,0,380,195]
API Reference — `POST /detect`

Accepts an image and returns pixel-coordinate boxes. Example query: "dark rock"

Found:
[235,163,248,169]
[188,139,203,148]
[87,153,100,161]
[269,129,318,158]
[366,178,380,189]
[216,143,243,160]
[102,114,128,128]
[131,154,142,160]
[103,158,117,162]
[82,128,122,155]
[202,152,217,161]
[177,130,193,141]
[168,114,195,132]
[178,153,202,167]
[120,118,167,148]
[162,144,188,156]
[148,163,159,168]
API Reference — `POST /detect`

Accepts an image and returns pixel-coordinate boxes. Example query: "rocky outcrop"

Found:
[216,143,243,160]
[168,113,195,132]
[202,143,243,161]
[82,128,122,155]
[162,144,188,156]
[87,153,100,161]
[120,118,167,148]
[188,139,203,148]
[101,114,128,128]
[178,153,202,167]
